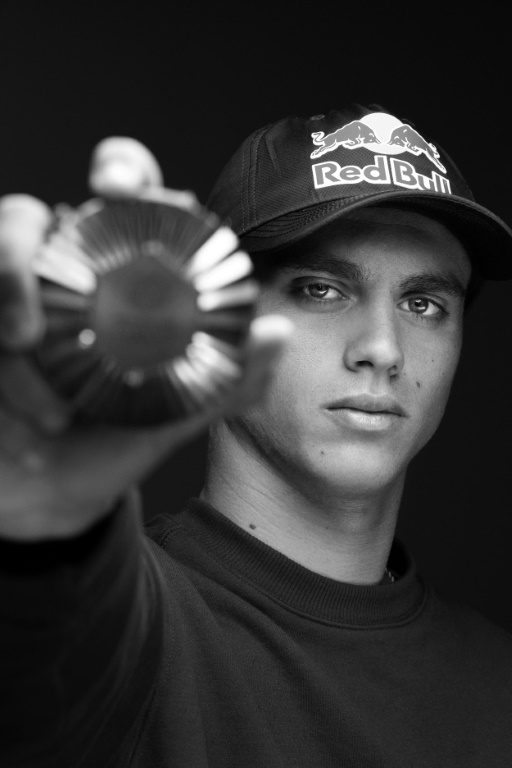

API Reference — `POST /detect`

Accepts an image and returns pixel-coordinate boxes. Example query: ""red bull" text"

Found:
[312,155,452,194]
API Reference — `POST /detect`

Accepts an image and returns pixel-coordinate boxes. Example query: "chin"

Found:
[288,442,409,501]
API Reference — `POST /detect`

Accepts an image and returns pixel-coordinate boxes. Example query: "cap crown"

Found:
[208,104,474,238]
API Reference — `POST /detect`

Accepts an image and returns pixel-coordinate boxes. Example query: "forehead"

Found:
[272,207,472,281]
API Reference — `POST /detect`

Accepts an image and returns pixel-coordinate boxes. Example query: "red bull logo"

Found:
[310,112,447,174]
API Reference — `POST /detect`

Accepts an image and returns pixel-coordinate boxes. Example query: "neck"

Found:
[201,421,405,585]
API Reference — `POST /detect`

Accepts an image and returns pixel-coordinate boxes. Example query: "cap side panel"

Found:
[240,133,248,232]
[430,142,475,201]
[247,126,271,234]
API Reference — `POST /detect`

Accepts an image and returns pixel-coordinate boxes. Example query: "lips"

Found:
[323,395,407,433]
[325,395,407,417]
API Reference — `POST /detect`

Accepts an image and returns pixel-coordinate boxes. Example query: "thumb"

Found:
[88,136,164,198]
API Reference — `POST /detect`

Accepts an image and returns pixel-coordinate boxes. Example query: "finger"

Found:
[89,136,199,210]
[88,136,165,197]
[0,195,52,349]
[0,354,72,434]
[138,186,200,211]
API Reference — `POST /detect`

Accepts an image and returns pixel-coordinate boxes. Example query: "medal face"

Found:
[34,198,257,425]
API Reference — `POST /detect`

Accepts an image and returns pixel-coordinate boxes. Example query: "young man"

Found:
[1,104,511,766]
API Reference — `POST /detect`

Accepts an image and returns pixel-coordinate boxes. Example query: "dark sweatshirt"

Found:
[1,494,512,767]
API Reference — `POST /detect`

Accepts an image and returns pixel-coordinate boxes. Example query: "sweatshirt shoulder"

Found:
[428,585,512,662]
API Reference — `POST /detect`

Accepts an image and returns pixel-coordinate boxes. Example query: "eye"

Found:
[399,297,444,317]
[299,282,343,301]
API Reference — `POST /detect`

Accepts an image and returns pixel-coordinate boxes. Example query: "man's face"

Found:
[231,207,472,501]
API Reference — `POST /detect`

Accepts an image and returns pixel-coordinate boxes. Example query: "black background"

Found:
[1,6,511,629]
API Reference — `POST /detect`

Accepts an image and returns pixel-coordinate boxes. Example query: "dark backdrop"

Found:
[1,6,511,629]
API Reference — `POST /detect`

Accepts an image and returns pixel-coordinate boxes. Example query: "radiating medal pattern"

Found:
[33,197,257,425]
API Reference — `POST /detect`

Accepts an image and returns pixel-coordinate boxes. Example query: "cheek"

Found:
[253,329,325,417]
[237,325,331,446]
[407,329,462,439]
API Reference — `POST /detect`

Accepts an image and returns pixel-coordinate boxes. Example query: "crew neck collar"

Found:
[172,498,427,628]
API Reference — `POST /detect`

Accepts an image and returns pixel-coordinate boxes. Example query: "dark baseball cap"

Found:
[207,104,512,280]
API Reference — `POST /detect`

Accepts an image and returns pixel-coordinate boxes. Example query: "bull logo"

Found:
[311,121,380,158]
[387,125,446,173]
[310,112,447,174]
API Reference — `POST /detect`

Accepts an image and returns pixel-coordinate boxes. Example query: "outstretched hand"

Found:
[0,142,292,541]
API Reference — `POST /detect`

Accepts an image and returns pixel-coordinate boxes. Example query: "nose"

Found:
[343,302,404,378]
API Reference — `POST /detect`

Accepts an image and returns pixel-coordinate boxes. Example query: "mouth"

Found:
[326,395,406,416]
[324,395,407,432]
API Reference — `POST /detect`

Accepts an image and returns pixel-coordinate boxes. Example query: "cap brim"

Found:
[239,190,512,280]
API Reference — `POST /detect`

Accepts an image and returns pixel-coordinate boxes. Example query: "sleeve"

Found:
[0,489,165,768]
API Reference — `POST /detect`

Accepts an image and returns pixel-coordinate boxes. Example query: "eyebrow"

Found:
[279,254,467,298]
[280,254,369,283]
[399,273,466,299]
